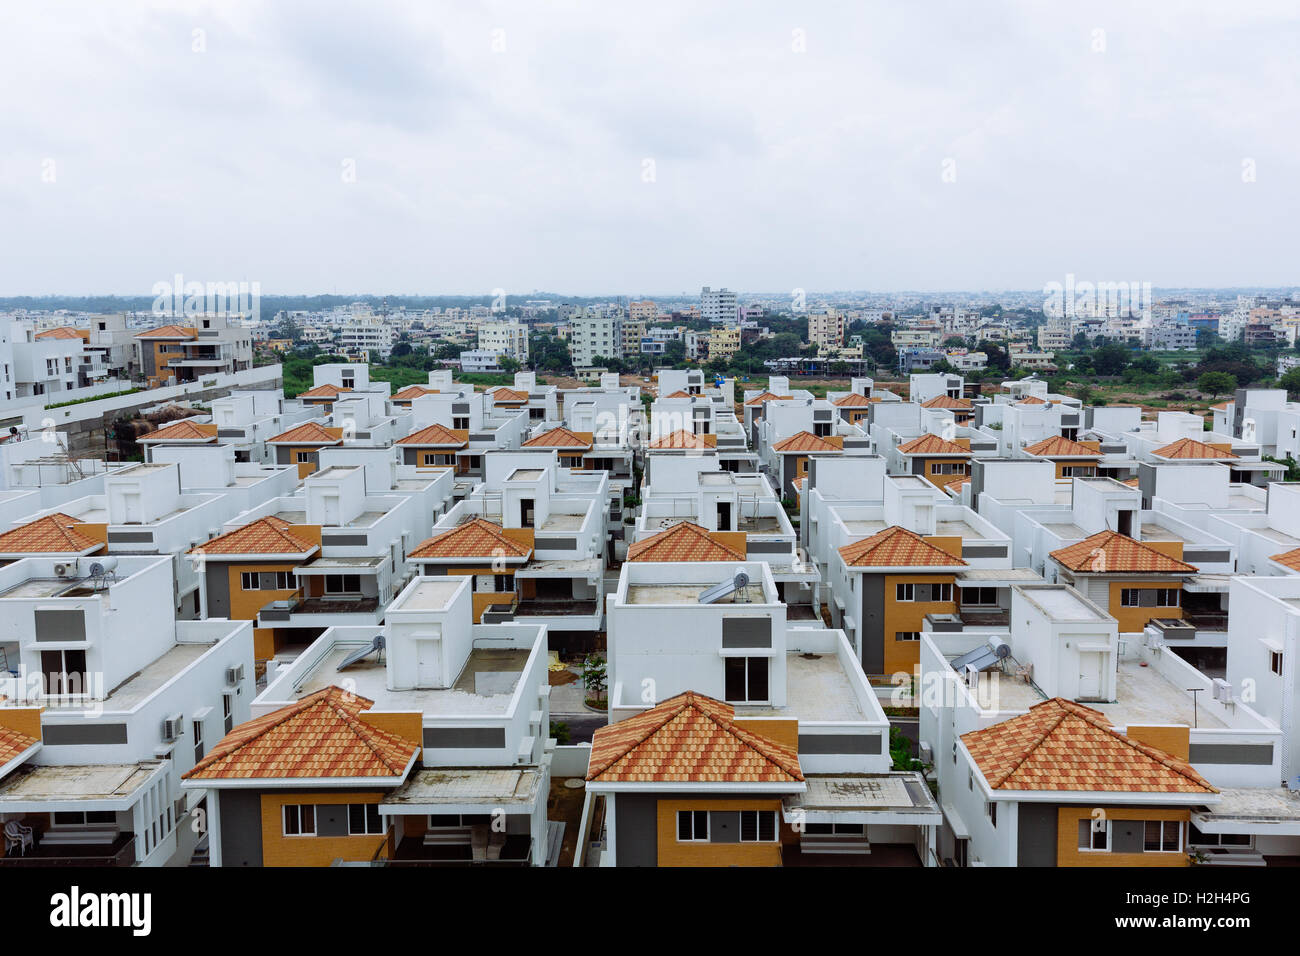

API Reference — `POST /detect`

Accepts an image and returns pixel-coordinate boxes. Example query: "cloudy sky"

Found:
[1,1,1297,296]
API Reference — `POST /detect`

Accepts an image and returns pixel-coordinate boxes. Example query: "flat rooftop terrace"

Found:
[1092,656,1227,730]
[624,584,773,606]
[294,643,530,715]
[736,652,868,722]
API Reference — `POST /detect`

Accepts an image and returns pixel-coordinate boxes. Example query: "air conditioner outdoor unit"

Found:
[225,664,245,687]
[53,562,75,578]
[1212,678,1234,704]
[161,714,183,742]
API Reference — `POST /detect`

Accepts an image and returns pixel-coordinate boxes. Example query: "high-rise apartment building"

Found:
[701,286,738,324]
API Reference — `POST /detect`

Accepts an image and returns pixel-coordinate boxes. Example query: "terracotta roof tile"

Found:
[1270,547,1300,572]
[184,687,419,781]
[491,388,529,403]
[1017,395,1048,405]
[191,516,319,556]
[839,526,967,568]
[138,418,218,442]
[663,390,693,399]
[647,430,715,450]
[297,384,352,399]
[0,725,40,765]
[1211,401,1232,411]
[627,522,745,563]
[1023,435,1101,458]
[268,422,345,445]
[832,392,874,407]
[0,513,101,555]
[522,426,592,449]
[744,391,793,406]
[1151,437,1237,460]
[772,431,841,453]
[396,423,468,447]
[896,433,969,456]
[35,326,87,340]
[409,518,531,560]
[920,395,971,409]
[962,698,1217,793]
[392,385,439,401]
[135,324,197,339]
[587,692,803,784]
[1049,530,1197,573]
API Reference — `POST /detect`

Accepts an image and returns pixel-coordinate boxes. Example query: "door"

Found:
[717,501,732,531]
[520,499,535,528]
[1077,651,1104,700]
[416,639,439,687]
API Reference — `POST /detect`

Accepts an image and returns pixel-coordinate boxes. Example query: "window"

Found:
[895,632,920,642]
[1144,821,1182,852]
[283,804,316,836]
[1271,650,1284,676]
[325,574,362,594]
[422,453,437,466]
[1120,588,1179,608]
[241,571,294,591]
[193,719,204,763]
[960,586,998,607]
[1189,824,1252,848]
[1078,819,1110,851]
[896,583,914,602]
[296,451,313,464]
[724,656,770,703]
[986,802,998,828]
[677,810,709,842]
[347,803,384,835]
[739,810,778,842]
[453,416,470,430]
[223,694,234,734]
[895,582,952,602]
[53,811,116,827]
[40,648,88,696]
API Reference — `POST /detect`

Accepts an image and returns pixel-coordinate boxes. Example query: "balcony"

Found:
[0,830,137,867]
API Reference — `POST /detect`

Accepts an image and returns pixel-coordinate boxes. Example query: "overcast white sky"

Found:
[1,1,1297,297]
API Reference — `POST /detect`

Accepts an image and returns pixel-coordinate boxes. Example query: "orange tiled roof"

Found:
[522,426,592,449]
[839,526,967,568]
[0,725,40,765]
[1270,547,1300,572]
[396,423,468,447]
[138,418,218,442]
[663,390,693,399]
[832,392,874,407]
[920,395,971,409]
[627,522,745,563]
[1210,401,1232,411]
[409,517,531,560]
[135,324,197,339]
[392,385,439,401]
[0,513,100,554]
[1151,437,1237,460]
[491,388,529,403]
[772,431,841,453]
[297,384,352,400]
[744,391,792,406]
[1023,435,1100,458]
[647,429,715,450]
[791,476,805,491]
[1017,395,1048,405]
[184,687,419,781]
[896,433,968,456]
[268,422,344,445]
[587,692,803,784]
[35,326,87,340]
[191,516,319,557]
[1049,530,1197,574]
[962,698,1217,793]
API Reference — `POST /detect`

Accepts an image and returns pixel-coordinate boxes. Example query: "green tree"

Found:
[1092,343,1131,376]
[1197,371,1236,400]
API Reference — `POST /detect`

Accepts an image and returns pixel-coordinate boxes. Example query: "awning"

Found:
[1191,787,1300,836]
[380,768,544,816]
[781,773,942,827]
[1184,574,1233,593]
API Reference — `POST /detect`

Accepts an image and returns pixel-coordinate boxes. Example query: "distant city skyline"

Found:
[3,2,1298,295]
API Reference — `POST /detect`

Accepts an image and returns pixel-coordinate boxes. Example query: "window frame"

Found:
[676,810,709,842]
[282,804,317,837]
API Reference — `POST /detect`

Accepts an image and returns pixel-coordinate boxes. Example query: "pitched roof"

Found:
[744,391,792,406]
[135,324,196,339]
[627,522,745,563]
[647,429,714,450]
[961,698,1217,793]
[1151,437,1237,460]
[1023,435,1101,458]
[896,433,969,456]
[838,526,967,568]
[396,423,467,447]
[663,390,693,399]
[1210,401,1232,411]
[392,385,439,401]
[409,517,531,560]
[0,725,40,765]
[191,516,319,557]
[268,421,344,445]
[832,392,874,407]
[184,687,419,781]
[1017,395,1048,405]
[491,388,529,403]
[920,395,971,409]
[772,431,841,453]
[522,426,592,449]
[297,384,352,400]
[35,326,87,340]
[138,418,218,442]
[1049,530,1197,574]
[0,513,100,554]
[587,692,803,784]
[1270,547,1300,572]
